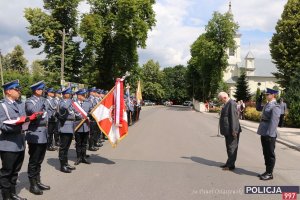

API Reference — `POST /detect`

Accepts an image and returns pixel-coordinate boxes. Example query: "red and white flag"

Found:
[72,101,88,119]
[91,79,128,147]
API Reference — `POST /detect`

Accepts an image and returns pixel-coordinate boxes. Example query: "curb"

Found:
[241,125,300,152]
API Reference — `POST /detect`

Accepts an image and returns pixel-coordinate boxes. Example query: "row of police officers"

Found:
[0,80,106,200]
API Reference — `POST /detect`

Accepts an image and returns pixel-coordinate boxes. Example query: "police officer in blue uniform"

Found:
[45,88,58,151]
[74,89,92,165]
[54,89,62,147]
[58,87,79,173]
[25,81,50,195]
[87,87,100,151]
[0,80,28,200]
[256,88,281,180]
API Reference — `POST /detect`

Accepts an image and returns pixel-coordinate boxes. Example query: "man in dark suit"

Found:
[218,92,242,171]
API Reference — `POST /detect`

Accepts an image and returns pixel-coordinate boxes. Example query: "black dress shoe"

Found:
[260,173,273,180]
[74,158,82,165]
[257,172,268,177]
[82,157,91,164]
[222,166,235,171]
[37,182,50,190]
[60,166,72,173]
[47,146,57,151]
[88,147,99,151]
[11,193,27,200]
[66,164,76,170]
[95,143,103,147]
[220,164,227,168]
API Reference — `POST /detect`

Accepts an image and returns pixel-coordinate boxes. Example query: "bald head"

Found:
[218,92,230,103]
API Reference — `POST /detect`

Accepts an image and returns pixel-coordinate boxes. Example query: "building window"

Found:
[229,48,235,56]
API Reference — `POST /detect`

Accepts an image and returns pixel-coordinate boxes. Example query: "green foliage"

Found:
[24,0,82,82]
[2,45,28,72]
[162,65,188,103]
[141,60,164,101]
[244,107,261,122]
[80,0,156,89]
[270,0,300,89]
[270,0,300,127]
[217,80,229,95]
[186,11,238,101]
[0,60,59,99]
[209,106,221,113]
[234,72,251,101]
[0,70,31,98]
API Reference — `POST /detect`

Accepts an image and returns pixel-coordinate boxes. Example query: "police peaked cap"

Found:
[62,87,72,95]
[75,88,87,95]
[30,80,46,91]
[2,80,21,91]
[265,88,279,95]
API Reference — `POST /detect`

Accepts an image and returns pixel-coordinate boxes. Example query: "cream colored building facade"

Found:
[223,4,279,99]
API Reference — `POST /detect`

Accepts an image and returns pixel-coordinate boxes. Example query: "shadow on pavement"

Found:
[166,106,194,112]
[181,156,258,177]
[17,171,29,194]
[89,155,115,165]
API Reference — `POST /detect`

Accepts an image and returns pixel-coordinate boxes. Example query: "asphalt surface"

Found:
[1,105,300,200]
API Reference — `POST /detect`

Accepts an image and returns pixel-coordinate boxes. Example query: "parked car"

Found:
[183,101,193,106]
[143,100,155,106]
[163,100,173,106]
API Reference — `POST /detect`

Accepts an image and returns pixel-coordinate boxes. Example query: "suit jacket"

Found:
[257,100,280,137]
[25,95,48,144]
[0,98,26,151]
[219,99,241,136]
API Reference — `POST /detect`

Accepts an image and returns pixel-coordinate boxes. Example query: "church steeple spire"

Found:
[228,1,232,14]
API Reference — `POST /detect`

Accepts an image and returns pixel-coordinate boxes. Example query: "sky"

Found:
[0,0,287,69]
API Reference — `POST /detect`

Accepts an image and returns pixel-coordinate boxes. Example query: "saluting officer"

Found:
[45,88,58,151]
[0,80,28,200]
[256,88,281,180]
[74,89,92,165]
[25,81,50,195]
[58,87,79,173]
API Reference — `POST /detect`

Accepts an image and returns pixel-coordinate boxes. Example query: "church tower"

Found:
[223,1,241,83]
[244,51,255,76]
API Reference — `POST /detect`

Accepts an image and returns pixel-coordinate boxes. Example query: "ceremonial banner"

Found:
[72,101,89,132]
[91,79,128,147]
[136,80,142,104]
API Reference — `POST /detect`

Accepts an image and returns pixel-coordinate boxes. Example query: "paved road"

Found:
[4,106,300,200]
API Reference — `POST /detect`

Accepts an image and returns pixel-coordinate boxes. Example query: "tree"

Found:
[234,72,251,101]
[186,11,238,101]
[31,60,59,87]
[80,0,156,89]
[270,0,300,89]
[141,60,164,101]
[2,45,28,72]
[162,65,188,103]
[270,0,300,127]
[24,0,82,82]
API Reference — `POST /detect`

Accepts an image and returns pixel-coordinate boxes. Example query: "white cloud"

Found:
[219,0,286,32]
[138,0,204,67]
[139,0,287,68]
[0,0,288,69]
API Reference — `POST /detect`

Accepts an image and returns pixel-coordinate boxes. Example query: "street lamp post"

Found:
[0,50,4,96]
[59,28,66,86]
